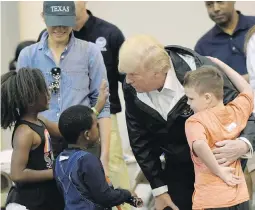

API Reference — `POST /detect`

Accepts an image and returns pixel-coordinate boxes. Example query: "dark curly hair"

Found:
[1,68,49,129]
[58,105,94,144]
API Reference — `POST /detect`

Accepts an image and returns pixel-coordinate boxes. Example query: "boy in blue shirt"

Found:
[54,105,143,210]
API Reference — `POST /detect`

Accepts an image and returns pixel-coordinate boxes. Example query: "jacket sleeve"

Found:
[79,153,131,207]
[201,56,255,150]
[110,27,126,83]
[124,83,166,190]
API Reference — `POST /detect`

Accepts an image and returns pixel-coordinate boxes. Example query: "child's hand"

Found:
[207,56,228,69]
[127,196,143,208]
[219,167,242,186]
[95,79,109,113]
[207,56,221,63]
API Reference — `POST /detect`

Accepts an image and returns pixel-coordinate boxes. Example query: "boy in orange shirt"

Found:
[184,57,254,210]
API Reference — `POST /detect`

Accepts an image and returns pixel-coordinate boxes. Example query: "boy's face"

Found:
[84,114,100,146]
[185,87,210,113]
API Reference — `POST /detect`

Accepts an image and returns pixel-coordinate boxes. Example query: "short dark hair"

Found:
[183,65,224,100]
[58,105,94,144]
[1,68,49,129]
[9,41,36,71]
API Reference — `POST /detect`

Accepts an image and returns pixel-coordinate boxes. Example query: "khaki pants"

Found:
[109,114,131,210]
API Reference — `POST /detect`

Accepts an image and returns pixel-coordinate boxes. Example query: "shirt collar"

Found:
[212,11,251,36]
[161,59,182,93]
[38,30,75,51]
[67,144,88,151]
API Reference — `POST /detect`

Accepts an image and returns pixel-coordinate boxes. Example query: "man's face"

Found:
[47,26,72,44]
[205,1,235,27]
[125,70,165,93]
[185,87,209,113]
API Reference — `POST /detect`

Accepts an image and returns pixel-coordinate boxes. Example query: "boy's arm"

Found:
[93,79,109,114]
[79,153,131,207]
[185,120,241,186]
[193,140,241,186]
[208,56,254,158]
[208,57,253,97]
[209,56,254,117]
[192,140,222,177]
[185,119,221,176]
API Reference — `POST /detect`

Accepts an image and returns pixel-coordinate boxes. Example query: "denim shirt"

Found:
[17,31,110,122]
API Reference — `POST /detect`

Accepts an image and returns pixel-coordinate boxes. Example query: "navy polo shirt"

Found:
[195,12,255,75]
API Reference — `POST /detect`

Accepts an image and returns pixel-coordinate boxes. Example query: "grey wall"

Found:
[1,1,20,74]
[1,1,20,150]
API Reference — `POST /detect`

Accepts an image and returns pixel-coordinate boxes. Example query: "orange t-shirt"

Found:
[185,93,253,209]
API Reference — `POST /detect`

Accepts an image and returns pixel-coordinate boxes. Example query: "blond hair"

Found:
[244,25,255,54]
[118,35,171,74]
[183,65,224,100]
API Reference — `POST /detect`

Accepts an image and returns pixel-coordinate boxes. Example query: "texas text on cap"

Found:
[43,1,76,27]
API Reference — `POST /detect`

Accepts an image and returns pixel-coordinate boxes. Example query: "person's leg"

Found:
[108,114,131,210]
[167,181,193,210]
[165,161,195,210]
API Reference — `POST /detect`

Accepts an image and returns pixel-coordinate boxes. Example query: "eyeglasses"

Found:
[49,67,61,94]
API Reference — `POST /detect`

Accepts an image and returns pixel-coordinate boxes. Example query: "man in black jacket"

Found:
[118,35,255,210]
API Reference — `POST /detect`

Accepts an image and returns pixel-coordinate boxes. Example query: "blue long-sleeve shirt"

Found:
[55,148,131,209]
[17,31,110,122]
